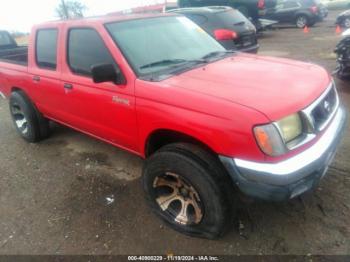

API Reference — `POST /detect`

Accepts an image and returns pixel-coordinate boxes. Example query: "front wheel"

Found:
[143,143,235,239]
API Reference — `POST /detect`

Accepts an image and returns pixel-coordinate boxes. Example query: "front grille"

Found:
[302,81,339,133]
[285,82,339,151]
[311,87,337,131]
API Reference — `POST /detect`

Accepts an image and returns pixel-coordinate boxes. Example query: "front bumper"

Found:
[220,106,347,201]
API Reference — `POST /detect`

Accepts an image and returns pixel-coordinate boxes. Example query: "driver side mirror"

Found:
[91,63,126,85]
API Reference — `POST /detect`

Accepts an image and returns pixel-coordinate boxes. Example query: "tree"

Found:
[56,0,87,20]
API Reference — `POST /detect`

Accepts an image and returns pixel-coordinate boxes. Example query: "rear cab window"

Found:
[36,29,58,70]
[0,31,16,48]
[67,28,116,77]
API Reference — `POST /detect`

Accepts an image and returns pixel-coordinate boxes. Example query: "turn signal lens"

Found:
[254,124,286,156]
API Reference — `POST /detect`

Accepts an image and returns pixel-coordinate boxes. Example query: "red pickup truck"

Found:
[0,13,347,239]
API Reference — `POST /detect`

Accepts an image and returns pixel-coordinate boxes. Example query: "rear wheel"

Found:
[143,143,235,239]
[9,91,50,143]
[296,15,309,28]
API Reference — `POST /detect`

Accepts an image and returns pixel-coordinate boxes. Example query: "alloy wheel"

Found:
[11,103,28,135]
[153,172,203,226]
[296,16,307,28]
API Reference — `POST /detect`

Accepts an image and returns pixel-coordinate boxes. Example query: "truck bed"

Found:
[0,46,28,66]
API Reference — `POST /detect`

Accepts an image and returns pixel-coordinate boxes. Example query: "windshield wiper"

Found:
[140,58,207,70]
[201,50,236,60]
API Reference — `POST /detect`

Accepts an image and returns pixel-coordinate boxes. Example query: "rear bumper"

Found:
[221,40,259,54]
[220,106,347,201]
[239,44,259,54]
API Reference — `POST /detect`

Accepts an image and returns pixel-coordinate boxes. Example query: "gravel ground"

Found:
[0,10,349,256]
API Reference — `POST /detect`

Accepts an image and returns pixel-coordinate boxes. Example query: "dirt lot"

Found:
[0,10,349,256]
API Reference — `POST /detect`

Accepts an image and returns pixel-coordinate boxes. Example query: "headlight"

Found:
[275,113,303,143]
[254,113,303,157]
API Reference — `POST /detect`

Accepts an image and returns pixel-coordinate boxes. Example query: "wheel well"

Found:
[11,87,24,93]
[295,13,310,19]
[145,129,216,158]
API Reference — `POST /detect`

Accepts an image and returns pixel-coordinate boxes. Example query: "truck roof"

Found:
[33,13,177,29]
[168,6,234,14]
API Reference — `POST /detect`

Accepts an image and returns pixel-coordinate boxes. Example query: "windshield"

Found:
[105,16,226,78]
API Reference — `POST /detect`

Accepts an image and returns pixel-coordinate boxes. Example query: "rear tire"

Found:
[9,91,50,143]
[296,15,309,28]
[143,143,235,239]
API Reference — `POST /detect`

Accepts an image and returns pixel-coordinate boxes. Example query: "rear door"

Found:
[28,27,66,120]
[60,25,139,152]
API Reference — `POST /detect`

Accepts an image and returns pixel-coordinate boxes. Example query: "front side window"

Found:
[67,28,115,77]
[36,29,58,70]
[106,16,226,78]
[186,14,208,25]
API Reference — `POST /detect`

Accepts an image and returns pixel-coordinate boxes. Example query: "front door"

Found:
[60,26,139,152]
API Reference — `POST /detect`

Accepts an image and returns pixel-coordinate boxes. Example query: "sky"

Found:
[0,0,174,32]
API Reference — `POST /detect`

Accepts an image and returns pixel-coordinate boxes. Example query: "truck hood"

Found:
[164,53,331,121]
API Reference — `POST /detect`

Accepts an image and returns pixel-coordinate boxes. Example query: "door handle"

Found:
[33,76,40,82]
[64,83,73,90]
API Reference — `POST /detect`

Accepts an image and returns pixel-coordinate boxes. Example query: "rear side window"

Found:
[215,10,248,25]
[185,14,208,25]
[36,29,58,70]
[67,28,115,77]
[283,0,300,8]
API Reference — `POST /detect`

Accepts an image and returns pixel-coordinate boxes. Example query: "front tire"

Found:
[143,143,235,239]
[9,91,50,143]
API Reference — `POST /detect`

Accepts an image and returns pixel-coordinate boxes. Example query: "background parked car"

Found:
[0,30,27,65]
[321,0,350,9]
[334,28,350,79]
[177,0,278,31]
[319,2,330,19]
[336,9,350,27]
[169,6,259,53]
[264,0,326,28]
